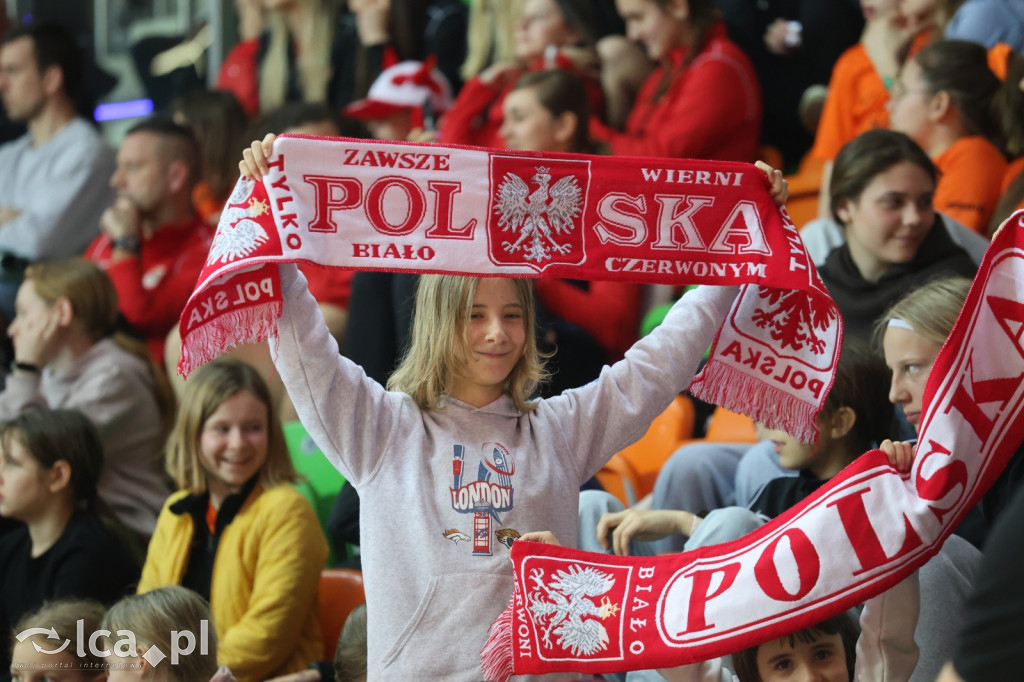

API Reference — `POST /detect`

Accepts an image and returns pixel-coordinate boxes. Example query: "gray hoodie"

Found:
[273,264,738,680]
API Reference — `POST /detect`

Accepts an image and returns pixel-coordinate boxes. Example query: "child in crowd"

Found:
[240,136,788,679]
[103,586,235,682]
[582,340,893,556]
[333,603,368,682]
[7,599,107,682]
[0,408,140,674]
[137,360,327,682]
[658,572,919,682]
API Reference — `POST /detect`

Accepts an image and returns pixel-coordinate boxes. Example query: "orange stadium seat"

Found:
[318,568,365,660]
[616,395,695,500]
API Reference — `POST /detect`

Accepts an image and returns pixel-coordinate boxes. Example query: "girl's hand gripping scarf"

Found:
[179,134,841,441]
[481,210,1024,681]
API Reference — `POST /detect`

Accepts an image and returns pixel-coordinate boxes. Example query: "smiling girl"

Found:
[137,360,327,682]
[818,128,977,342]
[239,134,787,679]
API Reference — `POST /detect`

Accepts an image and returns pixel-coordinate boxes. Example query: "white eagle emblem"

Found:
[207,217,269,265]
[528,564,619,656]
[494,166,582,262]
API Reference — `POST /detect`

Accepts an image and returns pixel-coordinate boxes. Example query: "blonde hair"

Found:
[102,587,219,682]
[11,599,107,673]
[874,276,971,347]
[24,258,175,437]
[260,1,338,112]
[165,360,296,494]
[461,0,525,81]
[387,276,547,412]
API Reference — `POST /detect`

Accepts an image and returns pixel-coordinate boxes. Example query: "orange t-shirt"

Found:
[810,44,891,162]
[934,136,1007,234]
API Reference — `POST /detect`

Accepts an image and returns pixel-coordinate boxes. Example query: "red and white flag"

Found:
[481,211,1024,680]
[178,135,840,441]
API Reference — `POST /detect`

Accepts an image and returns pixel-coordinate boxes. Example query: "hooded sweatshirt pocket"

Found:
[379,572,509,678]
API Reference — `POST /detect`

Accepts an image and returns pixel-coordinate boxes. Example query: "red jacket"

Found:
[592,23,761,162]
[439,56,604,149]
[85,214,214,363]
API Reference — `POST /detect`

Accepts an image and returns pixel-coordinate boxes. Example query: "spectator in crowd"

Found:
[888,39,1024,233]
[5,599,107,682]
[808,0,914,218]
[439,0,603,149]
[138,360,326,682]
[171,88,250,225]
[217,0,467,118]
[0,409,140,675]
[590,0,761,162]
[1,258,171,537]
[819,129,977,342]
[0,21,115,321]
[103,586,236,682]
[84,117,214,365]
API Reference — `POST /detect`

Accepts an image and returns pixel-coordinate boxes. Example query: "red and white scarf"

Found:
[481,211,1024,680]
[179,135,840,441]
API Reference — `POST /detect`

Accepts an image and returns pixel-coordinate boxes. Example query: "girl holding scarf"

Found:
[238,135,788,680]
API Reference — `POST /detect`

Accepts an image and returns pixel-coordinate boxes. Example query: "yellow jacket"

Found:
[138,484,327,681]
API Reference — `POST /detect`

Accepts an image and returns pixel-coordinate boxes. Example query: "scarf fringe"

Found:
[177,301,282,377]
[480,601,515,682]
[692,360,820,443]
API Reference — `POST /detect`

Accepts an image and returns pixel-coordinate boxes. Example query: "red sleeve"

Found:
[103,233,211,346]
[437,76,505,147]
[534,279,644,360]
[216,39,261,117]
[593,51,760,161]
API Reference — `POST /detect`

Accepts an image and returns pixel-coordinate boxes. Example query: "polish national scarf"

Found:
[178,134,841,442]
[481,210,1024,680]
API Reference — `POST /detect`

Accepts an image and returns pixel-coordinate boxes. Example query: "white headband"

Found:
[887,318,916,332]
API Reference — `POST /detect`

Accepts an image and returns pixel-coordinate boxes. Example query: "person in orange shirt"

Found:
[807,0,917,218]
[889,40,1024,234]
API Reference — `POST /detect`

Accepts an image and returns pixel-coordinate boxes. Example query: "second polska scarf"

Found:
[481,210,1024,680]
[178,134,841,442]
